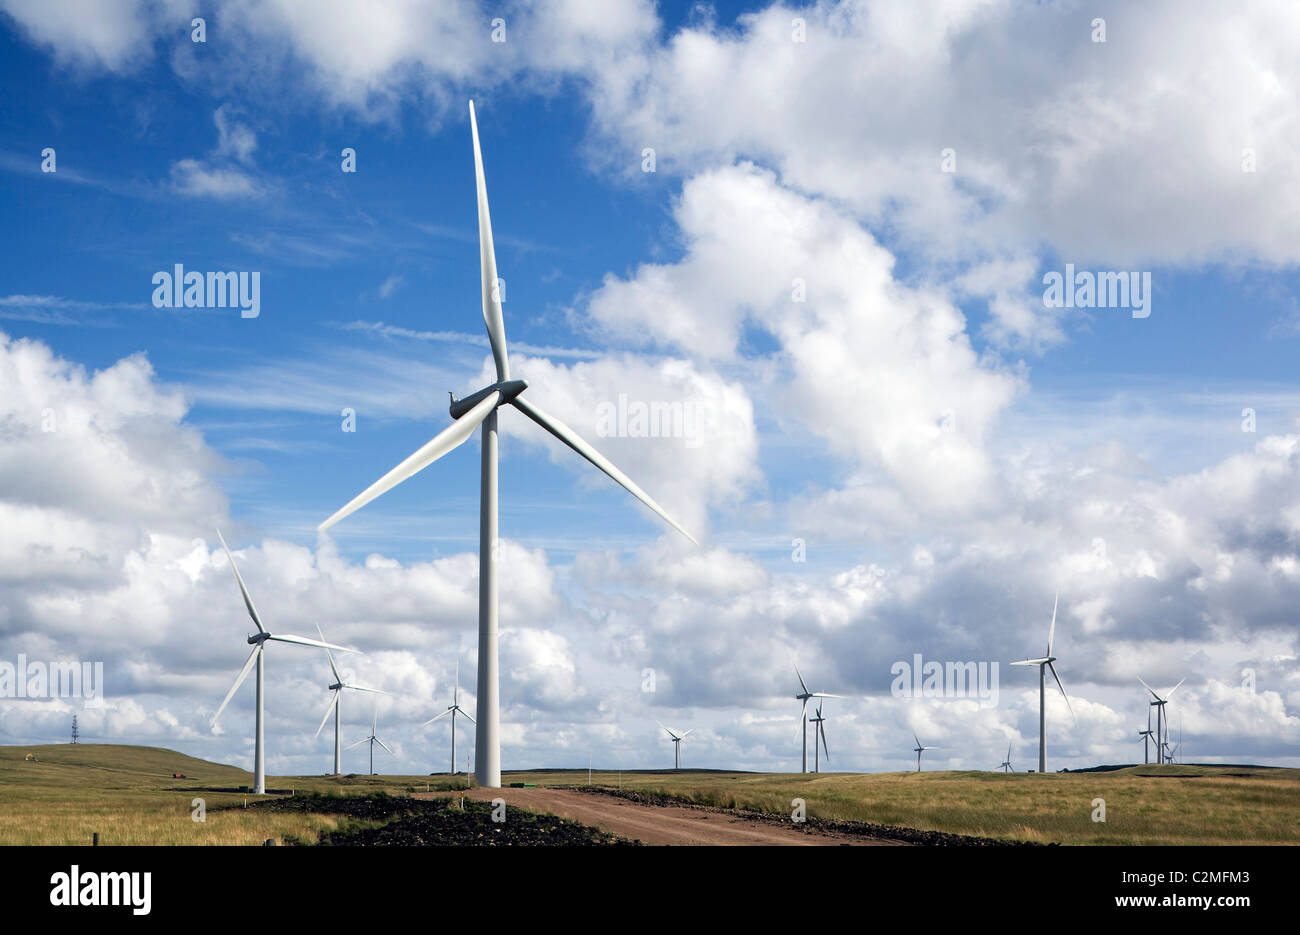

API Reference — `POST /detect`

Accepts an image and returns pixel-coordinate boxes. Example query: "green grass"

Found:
[3,744,1296,845]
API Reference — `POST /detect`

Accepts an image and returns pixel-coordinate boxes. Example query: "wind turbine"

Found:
[659,724,694,770]
[809,702,830,773]
[913,734,933,772]
[422,660,476,775]
[211,530,358,794]
[998,742,1014,773]
[1138,676,1184,765]
[313,623,387,776]
[793,664,841,773]
[347,710,393,776]
[1138,708,1155,765]
[1010,591,1074,773]
[318,100,696,789]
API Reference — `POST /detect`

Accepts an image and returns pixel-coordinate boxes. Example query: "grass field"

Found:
[3,744,1296,845]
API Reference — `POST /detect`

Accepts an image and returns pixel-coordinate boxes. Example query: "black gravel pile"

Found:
[582,787,1050,846]
[248,793,636,846]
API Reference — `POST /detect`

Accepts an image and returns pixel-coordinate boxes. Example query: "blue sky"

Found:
[1,0,1298,777]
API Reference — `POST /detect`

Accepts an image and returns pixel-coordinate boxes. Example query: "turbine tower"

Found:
[314,623,387,776]
[211,530,357,794]
[1010,591,1074,773]
[793,664,840,773]
[809,702,829,773]
[998,742,1014,773]
[913,734,932,772]
[347,710,393,776]
[659,724,694,770]
[422,660,476,775]
[1138,708,1155,765]
[1138,676,1184,765]
[319,101,696,788]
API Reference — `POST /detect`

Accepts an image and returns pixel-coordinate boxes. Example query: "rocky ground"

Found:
[249,792,636,846]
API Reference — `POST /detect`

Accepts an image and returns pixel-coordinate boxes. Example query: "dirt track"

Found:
[416,787,908,846]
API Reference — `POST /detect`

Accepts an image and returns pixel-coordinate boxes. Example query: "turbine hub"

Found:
[448,378,528,420]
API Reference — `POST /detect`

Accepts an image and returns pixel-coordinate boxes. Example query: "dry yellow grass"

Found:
[3,745,1295,845]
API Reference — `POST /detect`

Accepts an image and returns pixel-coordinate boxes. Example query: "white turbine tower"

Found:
[347,710,393,776]
[210,530,358,794]
[809,702,830,773]
[659,724,694,770]
[998,742,1014,773]
[313,623,387,776]
[1138,708,1155,765]
[319,100,696,789]
[422,660,475,775]
[793,664,841,773]
[913,734,933,772]
[1138,676,1184,765]
[1010,591,1074,773]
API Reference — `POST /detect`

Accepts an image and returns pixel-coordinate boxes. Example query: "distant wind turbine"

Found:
[794,664,841,773]
[1138,676,1184,765]
[422,660,476,775]
[913,734,933,772]
[659,724,694,770]
[347,710,393,776]
[1010,591,1075,773]
[211,530,358,794]
[998,742,1014,773]
[318,100,696,789]
[809,702,830,773]
[314,623,387,776]
[1138,708,1155,765]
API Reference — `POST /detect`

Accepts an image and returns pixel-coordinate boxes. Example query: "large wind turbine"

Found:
[210,530,358,794]
[422,660,475,775]
[314,623,387,776]
[913,734,933,772]
[319,101,696,789]
[1138,676,1184,765]
[659,724,694,770]
[809,702,829,773]
[998,742,1014,773]
[347,710,393,776]
[1010,592,1074,773]
[793,664,841,773]
[1138,708,1155,765]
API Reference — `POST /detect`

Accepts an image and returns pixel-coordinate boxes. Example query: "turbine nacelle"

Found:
[449,378,529,420]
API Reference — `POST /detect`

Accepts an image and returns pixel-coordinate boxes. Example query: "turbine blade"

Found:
[1048,661,1075,722]
[460,708,476,724]
[469,100,510,382]
[345,737,368,750]
[1165,677,1186,700]
[913,734,922,749]
[1137,676,1162,702]
[344,684,388,695]
[1047,590,1059,655]
[511,395,697,545]
[318,391,501,531]
[375,737,394,756]
[421,708,453,727]
[315,691,339,739]
[269,633,359,653]
[681,729,694,738]
[794,663,810,696]
[819,722,829,761]
[1013,657,1051,666]
[316,622,341,683]
[212,645,260,726]
[217,529,266,634]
